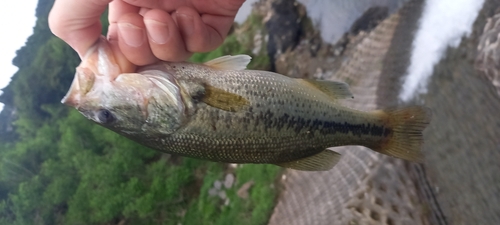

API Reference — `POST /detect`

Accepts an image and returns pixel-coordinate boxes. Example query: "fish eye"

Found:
[97,109,115,124]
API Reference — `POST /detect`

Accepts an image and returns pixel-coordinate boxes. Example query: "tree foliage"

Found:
[0,1,278,224]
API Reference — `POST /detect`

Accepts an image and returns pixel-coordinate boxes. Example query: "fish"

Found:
[62,37,431,171]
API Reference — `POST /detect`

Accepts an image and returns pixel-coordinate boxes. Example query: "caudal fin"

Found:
[376,106,432,163]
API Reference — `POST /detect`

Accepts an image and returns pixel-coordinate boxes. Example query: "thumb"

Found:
[49,0,112,58]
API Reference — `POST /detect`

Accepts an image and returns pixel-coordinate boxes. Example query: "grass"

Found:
[182,163,282,225]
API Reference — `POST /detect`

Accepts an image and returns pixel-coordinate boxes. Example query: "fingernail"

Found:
[176,13,194,36]
[144,19,169,44]
[117,23,145,47]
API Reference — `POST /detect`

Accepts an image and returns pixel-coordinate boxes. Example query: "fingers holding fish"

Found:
[114,12,158,65]
[111,8,194,63]
[173,6,234,53]
[143,9,192,62]
[120,0,243,53]
[50,0,241,65]
[117,5,236,60]
[109,0,174,65]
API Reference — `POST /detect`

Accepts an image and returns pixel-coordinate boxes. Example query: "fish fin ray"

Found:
[202,85,249,112]
[203,55,252,70]
[300,79,354,99]
[275,150,342,171]
[374,106,432,163]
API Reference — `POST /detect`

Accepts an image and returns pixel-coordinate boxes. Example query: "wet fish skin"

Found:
[62,38,431,171]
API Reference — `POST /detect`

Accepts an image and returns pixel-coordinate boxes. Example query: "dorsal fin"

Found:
[203,55,252,70]
[300,79,354,99]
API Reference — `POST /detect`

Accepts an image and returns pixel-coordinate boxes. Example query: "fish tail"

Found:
[374,106,432,163]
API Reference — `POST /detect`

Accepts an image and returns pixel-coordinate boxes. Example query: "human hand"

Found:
[49,0,245,70]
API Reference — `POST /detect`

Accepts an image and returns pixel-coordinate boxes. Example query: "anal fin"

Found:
[275,150,342,171]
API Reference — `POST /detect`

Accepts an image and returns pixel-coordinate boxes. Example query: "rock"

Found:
[349,6,389,35]
[208,188,218,197]
[224,173,235,189]
[218,190,227,200]
[214,180,222,190]
[265,0,302,71]
[475,11,500,97]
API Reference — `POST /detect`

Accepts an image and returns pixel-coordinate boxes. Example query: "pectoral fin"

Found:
[275,150,342,171]
[203,55,252,70]
[300,79,354,99]
[202,85,249,112]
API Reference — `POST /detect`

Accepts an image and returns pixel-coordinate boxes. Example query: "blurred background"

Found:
[0,0,498,224]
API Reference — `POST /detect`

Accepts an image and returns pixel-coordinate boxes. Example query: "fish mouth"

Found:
[61,67,95,107]
[62,37,126,108]
[61,73,81,107]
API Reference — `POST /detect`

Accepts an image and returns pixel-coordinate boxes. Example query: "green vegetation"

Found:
[184,164,280,225]
[0,1,281,224]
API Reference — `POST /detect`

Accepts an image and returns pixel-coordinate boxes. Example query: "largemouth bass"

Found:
[62,38,431,171]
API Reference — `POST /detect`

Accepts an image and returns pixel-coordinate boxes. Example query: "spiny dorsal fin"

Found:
[275,150,342,171]
[300,79,354,99]
[203,55,252,70]
[202,85,249,112]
